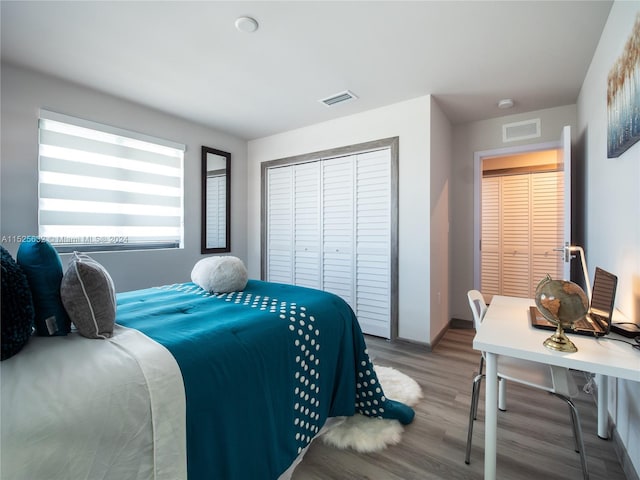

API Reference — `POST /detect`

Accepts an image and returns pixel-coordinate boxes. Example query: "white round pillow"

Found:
[191,256,248,293]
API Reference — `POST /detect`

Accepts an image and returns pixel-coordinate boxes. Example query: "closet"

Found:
[481,169,564,300]
[263,139,397,338]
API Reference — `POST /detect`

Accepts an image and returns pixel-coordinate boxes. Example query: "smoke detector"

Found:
[235,17,259,33]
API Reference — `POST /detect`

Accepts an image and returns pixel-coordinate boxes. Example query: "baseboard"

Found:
[393,336,432,352]
[610,417,640,480]
[450,317,474,329]
[388,318,473,351]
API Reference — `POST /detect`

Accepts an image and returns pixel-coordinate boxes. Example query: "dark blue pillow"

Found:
[1,246,35,360]
[16,239,70,336]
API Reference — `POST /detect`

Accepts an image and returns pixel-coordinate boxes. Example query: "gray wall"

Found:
[577,1,640,474]
[247,96,434,343]
[450,104,578,322]
[429,97,452,343]
[1,63,248,292]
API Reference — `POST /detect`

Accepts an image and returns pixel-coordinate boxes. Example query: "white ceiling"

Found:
[1,1,613,140]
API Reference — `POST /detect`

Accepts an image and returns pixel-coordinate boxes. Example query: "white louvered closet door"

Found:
[355,150,391,338]
[322,157,355,307]
[480,177,500,303]
[481,171,564,299]
[293,162,321,289]
[531,171,564,294]
[267,166,294,284]
[266,148,392,338]
[501,175,531,297]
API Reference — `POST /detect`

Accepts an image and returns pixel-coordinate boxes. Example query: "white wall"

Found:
[1,63,248,292]
[450,104,578,321]
[577,1,640,475]
[429,97,452,342]
[247,96,433,343]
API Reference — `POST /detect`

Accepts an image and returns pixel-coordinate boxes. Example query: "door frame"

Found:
[473,140,564,290]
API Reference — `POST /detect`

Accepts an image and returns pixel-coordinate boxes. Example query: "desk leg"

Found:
[484,352,498,480]
[596,374,609,439]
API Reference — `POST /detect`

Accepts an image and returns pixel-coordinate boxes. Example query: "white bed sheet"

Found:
[0,325,186,480]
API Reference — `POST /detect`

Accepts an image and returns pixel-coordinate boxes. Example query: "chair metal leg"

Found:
[498,378,507,411]
[473,377,482,420]
[465,374,484,464]
[473,356,484,420]
[554,393,589,480]
[568,400,581,453]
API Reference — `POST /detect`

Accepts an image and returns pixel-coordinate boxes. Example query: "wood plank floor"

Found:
[292,327,628,480]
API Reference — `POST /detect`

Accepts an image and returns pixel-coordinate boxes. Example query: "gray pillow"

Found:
[61,252,116,339]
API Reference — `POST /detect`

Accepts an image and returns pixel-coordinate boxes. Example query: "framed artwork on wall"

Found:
[607,13,640,158]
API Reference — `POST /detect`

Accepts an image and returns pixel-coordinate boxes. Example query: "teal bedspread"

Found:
[116,280,414,480]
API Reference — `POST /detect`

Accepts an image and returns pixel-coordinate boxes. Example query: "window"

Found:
[38,110,185,252]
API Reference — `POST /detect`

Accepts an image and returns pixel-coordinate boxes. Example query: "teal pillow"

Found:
[1,246,35,360]
[16,239,70,336]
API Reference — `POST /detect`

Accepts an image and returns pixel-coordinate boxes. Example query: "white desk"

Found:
[473,295,640,480]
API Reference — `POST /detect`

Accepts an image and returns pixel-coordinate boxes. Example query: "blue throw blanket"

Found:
[117,280,414,480]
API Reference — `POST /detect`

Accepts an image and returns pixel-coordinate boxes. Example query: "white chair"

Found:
[465,290,589,480]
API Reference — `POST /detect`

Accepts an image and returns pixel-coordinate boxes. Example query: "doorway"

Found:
[480,150,564,302]
[473,126,572,302]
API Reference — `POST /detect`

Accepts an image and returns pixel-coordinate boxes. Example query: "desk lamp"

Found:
[561,244,591,300]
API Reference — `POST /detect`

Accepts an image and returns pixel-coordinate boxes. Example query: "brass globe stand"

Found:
[543,321,578,353]
[535,273,588,354]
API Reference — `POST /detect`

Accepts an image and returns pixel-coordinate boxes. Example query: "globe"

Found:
[534,274,588,352]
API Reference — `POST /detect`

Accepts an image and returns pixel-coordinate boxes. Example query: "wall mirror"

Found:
[201,146,230,254]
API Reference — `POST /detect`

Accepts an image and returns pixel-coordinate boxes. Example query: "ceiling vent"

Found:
[319,90,358,107]
[502,118,541,143]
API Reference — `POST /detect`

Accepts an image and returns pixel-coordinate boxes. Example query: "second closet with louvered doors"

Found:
[480,156,564,301]
[262,137,398,339]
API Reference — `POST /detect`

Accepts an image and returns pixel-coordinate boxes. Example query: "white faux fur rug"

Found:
[321,365,423,453]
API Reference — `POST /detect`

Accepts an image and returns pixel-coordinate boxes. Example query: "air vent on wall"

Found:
[502,118,541,143]
[319,90,358,107]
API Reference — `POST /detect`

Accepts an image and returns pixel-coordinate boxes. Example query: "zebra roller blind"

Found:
[38,110,185,252]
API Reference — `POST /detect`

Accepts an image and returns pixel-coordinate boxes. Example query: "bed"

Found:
[1,278,414,480]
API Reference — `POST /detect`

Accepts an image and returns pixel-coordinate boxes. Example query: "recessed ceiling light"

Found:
[498,98,514,109]
[235,16,259,33]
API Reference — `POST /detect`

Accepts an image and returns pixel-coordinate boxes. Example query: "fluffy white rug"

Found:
[321,365,423,453]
